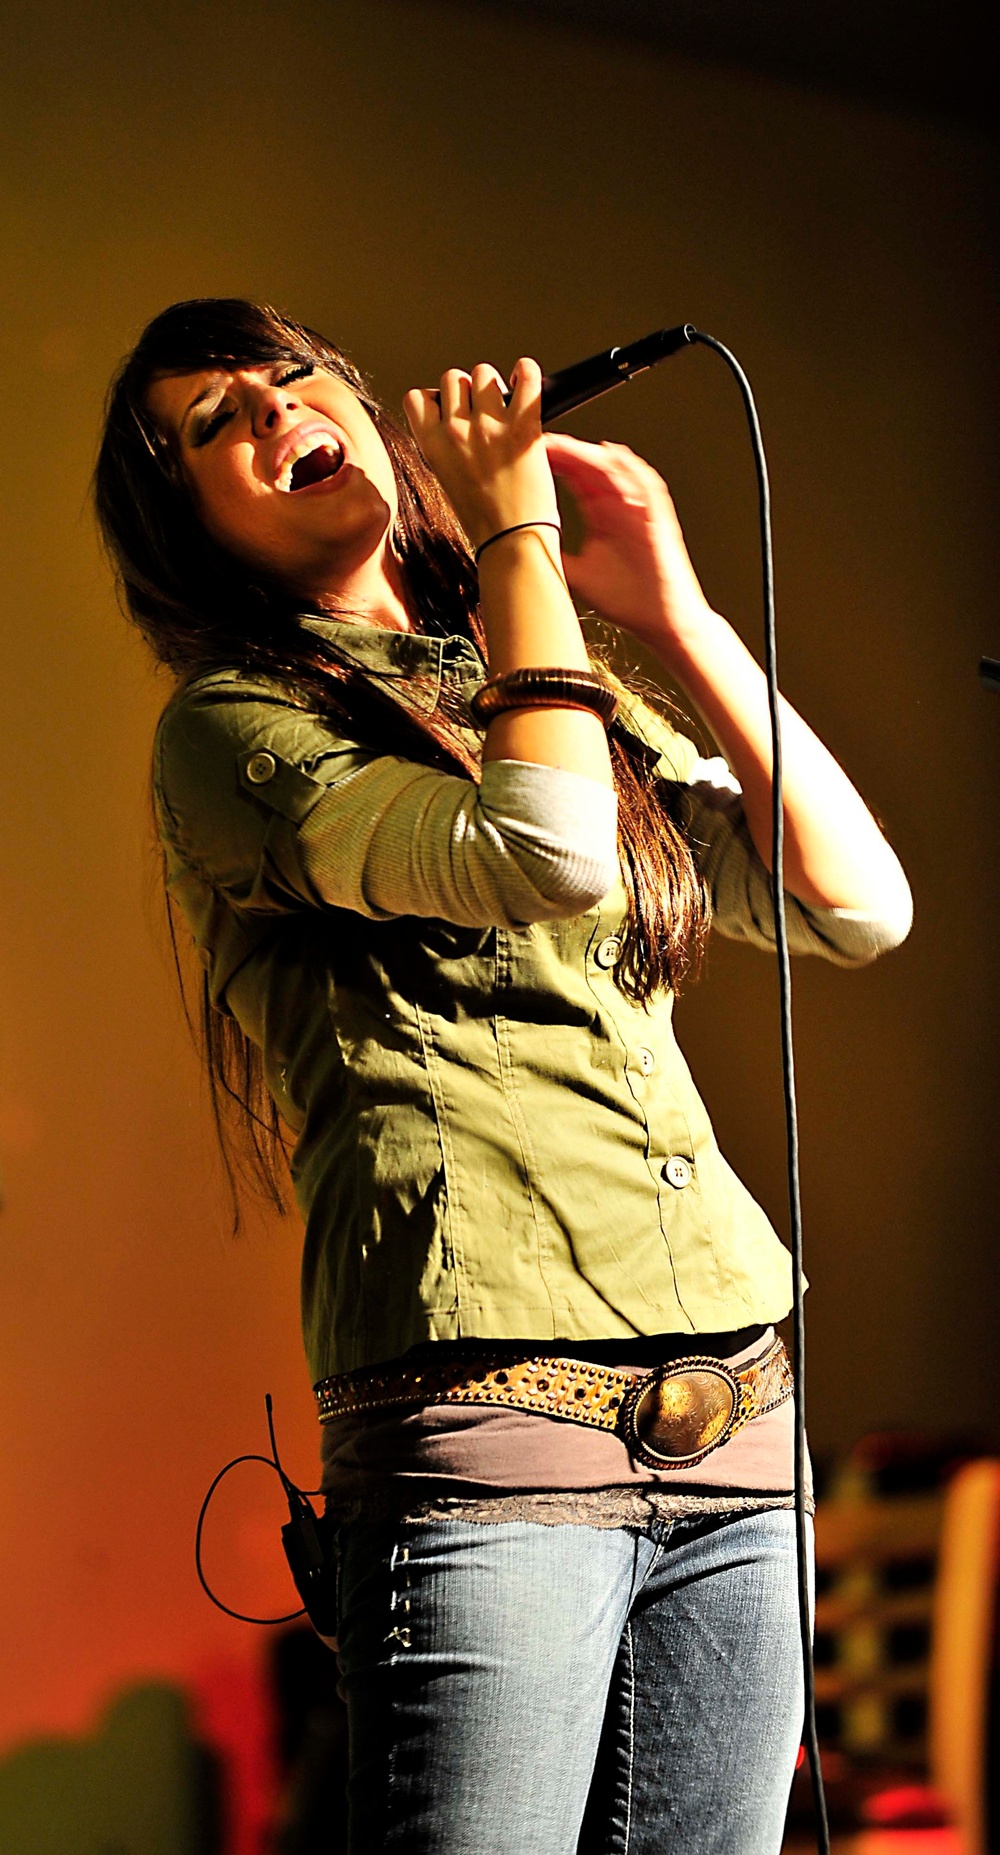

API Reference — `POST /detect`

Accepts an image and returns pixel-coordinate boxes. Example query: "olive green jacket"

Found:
[153,617,908,1381]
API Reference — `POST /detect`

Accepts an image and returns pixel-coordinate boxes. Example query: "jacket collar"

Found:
[296,614,485,715]
[298,613,482,675]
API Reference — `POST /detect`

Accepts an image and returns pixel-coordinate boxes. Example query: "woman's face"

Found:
[145,360,400,597]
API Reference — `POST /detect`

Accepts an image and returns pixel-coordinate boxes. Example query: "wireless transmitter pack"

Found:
[196,1394,338,1637]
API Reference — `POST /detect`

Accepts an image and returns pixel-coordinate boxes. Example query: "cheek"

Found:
[348,419,398,509]
[190,455,267,554]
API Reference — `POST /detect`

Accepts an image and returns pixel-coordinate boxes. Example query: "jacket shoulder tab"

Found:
[236,747,330,825]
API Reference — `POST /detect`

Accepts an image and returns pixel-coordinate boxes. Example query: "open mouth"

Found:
[275,432,347,493]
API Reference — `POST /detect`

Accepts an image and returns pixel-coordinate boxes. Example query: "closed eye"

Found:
[276,362,315,387]
[193,361,316,446]
[194,404,233,446]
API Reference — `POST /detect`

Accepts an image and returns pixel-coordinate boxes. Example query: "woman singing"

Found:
[95,298,911,1855]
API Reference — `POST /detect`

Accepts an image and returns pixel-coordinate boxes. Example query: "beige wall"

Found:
[1,0,997,1757]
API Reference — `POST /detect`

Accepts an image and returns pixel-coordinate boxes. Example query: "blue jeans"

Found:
[335,1506,808,1853]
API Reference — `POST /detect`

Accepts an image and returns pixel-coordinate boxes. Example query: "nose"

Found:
[249,382,302,438]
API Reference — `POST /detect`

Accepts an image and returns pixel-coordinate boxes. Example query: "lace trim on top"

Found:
[328,1485,805,1529]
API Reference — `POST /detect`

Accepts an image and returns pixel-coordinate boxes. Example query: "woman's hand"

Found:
[544,434,710,650]
[403,359,559,550]
[404,360,612,787]
[544,438,909,920]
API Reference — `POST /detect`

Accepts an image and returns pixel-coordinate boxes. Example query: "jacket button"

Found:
[594,935,623,969]
[246,750,277,784]
[662,1156,693,1189]
[637,1046,656,1076]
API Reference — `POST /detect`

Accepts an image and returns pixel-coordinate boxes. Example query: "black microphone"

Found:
[428,326,696,426]
[534,325,696,425]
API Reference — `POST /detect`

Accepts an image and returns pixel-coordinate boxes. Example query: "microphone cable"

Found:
[686,328,831,1855]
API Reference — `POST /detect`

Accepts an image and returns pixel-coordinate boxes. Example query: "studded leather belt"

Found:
[313,1334,793,1470]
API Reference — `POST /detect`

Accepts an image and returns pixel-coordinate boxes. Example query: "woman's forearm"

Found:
[476,529,614,785]
[649,600,910,916]
[543,435,910,920]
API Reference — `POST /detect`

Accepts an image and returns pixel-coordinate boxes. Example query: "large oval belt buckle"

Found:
[622,1359,742,1470]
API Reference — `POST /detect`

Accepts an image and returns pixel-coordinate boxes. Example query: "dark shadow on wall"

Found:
[268,1626,348,1855]
[0,1683,223,1855]
[444,0,993,129]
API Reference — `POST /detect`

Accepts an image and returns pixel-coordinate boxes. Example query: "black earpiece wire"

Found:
[194,1398,323,1627]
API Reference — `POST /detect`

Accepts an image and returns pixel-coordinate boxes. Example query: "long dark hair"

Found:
[95,298,709,1220]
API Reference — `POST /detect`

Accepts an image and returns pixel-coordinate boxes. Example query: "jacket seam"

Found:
[414,1004,465,1326]
[493,932,559,1333]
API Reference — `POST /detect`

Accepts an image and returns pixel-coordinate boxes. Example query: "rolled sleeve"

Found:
[614,691,911,966]
[154,679,618,930]
[684,767,912,963]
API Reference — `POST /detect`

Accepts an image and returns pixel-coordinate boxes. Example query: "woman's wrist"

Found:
[465,496,560,549]
[641,605,764,741]
[627,592,727,670]
[475,522,570,605]
[444,457,558,553]
[474,520,562,566]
